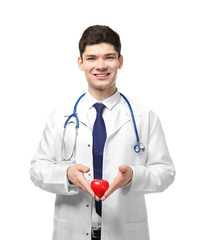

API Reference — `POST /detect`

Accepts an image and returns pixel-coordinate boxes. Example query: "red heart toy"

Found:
[91,179,109,198]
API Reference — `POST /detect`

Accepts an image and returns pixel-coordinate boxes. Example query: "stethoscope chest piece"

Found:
[134,143,145,153]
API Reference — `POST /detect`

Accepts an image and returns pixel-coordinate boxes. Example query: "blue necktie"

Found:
[93,103,107,217]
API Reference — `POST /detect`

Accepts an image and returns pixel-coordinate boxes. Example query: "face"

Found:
[78,43,123,94]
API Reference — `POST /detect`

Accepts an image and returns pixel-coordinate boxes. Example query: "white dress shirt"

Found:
[83,89,121,229]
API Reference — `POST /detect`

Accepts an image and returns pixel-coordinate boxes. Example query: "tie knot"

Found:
[94,103,105,113]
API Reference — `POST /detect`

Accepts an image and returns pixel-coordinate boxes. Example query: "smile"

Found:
[94,73,110,77]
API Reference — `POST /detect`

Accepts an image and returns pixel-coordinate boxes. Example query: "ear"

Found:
[77,57,84,71]
[118,55,123,69]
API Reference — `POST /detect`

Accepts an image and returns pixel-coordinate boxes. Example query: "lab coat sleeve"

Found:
[130,113,175,193]
[30,110,79,195]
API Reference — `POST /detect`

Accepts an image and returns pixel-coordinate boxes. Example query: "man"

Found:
[30,25,175,240]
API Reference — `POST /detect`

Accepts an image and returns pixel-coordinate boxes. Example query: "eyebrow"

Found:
[105,53,116,56]
[85,55,96,58]
[85,53,117,58]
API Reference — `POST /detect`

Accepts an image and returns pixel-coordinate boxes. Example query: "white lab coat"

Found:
[30,95,175,240]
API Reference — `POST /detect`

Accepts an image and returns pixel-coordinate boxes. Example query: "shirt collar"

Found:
[84,89,121,110]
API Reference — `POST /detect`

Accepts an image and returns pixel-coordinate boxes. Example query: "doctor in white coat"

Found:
[30,25,175,240]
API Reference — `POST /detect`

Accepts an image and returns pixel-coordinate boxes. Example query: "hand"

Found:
[67,164,98,200]
[100,165,133,201]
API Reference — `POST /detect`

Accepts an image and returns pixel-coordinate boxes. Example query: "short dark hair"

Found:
[79,25,121,59]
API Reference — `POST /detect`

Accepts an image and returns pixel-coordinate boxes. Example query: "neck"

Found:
[88,86,117,101]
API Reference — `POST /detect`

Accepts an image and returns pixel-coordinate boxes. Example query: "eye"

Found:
[87,57,96,61]
[106,56,115,60]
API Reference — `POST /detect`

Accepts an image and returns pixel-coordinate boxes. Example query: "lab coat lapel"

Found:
[77,100,131,136]
[107,106,130,138]
[76,101,90,128]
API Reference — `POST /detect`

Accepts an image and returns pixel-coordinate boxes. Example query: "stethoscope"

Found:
[61,93,145,161]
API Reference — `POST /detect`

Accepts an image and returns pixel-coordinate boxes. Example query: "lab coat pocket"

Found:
[52,218,70,240]
[124,221,149,240]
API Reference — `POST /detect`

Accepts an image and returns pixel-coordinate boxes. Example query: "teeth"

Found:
[96,74,108,77]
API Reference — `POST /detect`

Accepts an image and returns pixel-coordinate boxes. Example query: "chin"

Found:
[90,82,116,91]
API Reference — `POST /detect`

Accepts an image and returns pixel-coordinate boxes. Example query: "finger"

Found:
[119,165,129,173]
[100,187,114,201]
[79,177,95,197]
[100,195,106,201]
[95,195,100,201]
[100,178,119,201]
[78,164,90,173]
[106,181,118,196]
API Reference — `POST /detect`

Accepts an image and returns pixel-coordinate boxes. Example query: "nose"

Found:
[96,59,107,71]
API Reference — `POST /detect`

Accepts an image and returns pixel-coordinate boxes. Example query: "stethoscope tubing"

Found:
[120,93,139,144]
[64,93,86,129]
[62,92,144,160]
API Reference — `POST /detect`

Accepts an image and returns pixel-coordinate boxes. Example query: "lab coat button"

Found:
[86,204,89,207]
[86,233,89,236]
[88,144,90,147]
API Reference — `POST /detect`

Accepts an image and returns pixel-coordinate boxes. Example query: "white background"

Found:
[0,0,207,239]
